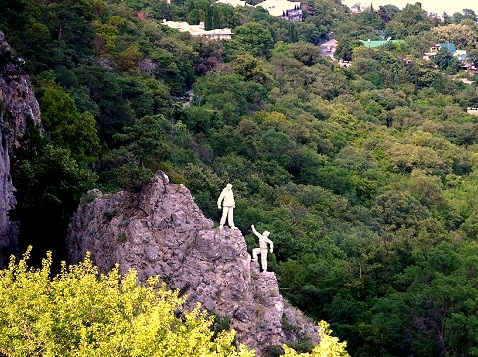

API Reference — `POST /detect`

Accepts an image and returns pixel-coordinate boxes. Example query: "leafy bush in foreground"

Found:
[0,248,252,357]
[0,248,349,357]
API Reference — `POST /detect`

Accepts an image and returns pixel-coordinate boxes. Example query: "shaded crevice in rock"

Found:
[67,171,318,355]
[0,31,41,268]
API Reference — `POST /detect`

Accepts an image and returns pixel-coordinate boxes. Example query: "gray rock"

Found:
[67,171,318,355]
[0,32,41,268]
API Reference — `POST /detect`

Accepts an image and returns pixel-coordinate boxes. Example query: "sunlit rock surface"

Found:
[67,171,318,355]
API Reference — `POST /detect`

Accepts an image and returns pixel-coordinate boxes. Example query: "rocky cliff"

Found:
[67,171,318,355]
[0,32,41,268]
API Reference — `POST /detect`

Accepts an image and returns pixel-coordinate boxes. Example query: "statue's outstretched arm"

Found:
[251,225,259,237]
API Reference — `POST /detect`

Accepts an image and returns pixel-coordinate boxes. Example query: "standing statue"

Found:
[251,225,274,272]
[217,183,235,229]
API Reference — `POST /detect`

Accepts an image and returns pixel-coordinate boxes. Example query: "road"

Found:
[318,39,337,60]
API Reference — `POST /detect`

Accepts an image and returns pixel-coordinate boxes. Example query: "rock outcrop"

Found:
[0,32,41,268]
[67,172,318,355]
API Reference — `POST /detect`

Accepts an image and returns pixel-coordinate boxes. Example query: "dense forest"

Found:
[2,0,478,355]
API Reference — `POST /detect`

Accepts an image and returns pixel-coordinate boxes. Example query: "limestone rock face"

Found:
[0,32,41,268]
[67,172,318,355]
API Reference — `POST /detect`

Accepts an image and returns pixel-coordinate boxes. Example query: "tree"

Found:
[0,249,351,357]
[404,30,439,58]
[38,74,100,161]
[100,114,172,191]
[335,39,362,62]
[462,8,477,22]
[155,36,196,95]
[432,48,461,74]
[305,0,349,27]
[186,0,211,25]
[192,73,266,127]
[451,12,463,24]
[205,5,213,30]
[11,118,97,271]
[282,321,350,357]
[288,41,323,66]
[192,37,225,75]
[295,20,323,44]
[116,43,142,72]
[432,24,477,49]
[386,3,432,38]
[369,242,478,357]
[45,2,97,64]
[377,4,399,23]
[211,3,239,29]
[351,9,385,39]
[442,12,452,25]
[228,22,274,57]
[73,65,137,143]
[0,249,254,357]
[467,48,478,68]
[231,53,270,83]
[372,190,431,232]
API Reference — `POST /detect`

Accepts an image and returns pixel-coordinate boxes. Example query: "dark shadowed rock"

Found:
[67,171,318,355]
[0,32,41,268]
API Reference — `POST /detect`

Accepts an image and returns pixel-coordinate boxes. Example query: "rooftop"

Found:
[216,0,248,7]
[255,0,301,17]
[161,20,233,39]
[438,42,456,53]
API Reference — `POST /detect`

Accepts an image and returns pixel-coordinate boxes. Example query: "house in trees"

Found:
[255,0,303,22]
[160,20,233,40]
[467,107,478,115]
[463,62,478,74]
[216,0,248,6]
[204,27,234,40]
[430,43,456,54]
[423,43,467,62]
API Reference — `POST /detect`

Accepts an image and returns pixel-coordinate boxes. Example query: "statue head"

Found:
[226,183,232,190]
[263,231,270,237]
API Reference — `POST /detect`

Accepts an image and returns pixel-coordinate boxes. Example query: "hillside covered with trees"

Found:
[2,0,478,355]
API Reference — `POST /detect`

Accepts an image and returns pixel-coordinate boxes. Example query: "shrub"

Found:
[0,248,253,357]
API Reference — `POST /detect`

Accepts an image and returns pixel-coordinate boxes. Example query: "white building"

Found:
[205,27,235,40]
[216,0,248,7]
[161,20,233,40]
[467,107,478,115]
[255,0,303,21]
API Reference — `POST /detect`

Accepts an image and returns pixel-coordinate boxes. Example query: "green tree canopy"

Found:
[0,249,253,357]
[386,3,432,38]
[38,73,100,161]
[229,21,274,57]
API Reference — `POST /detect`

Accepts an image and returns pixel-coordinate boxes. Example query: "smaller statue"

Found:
[217,183,235,229]
[251,225,274,272]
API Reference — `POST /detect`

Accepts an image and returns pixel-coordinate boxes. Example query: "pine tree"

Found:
[205,6,213,31]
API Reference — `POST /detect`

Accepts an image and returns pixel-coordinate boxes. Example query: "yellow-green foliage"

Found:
[282,321,350,357]
[0,248,254,357]
[0,248,348,357]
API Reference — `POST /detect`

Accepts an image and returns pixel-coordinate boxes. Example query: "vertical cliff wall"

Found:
[0,31,41,267]
[67,172,319,355]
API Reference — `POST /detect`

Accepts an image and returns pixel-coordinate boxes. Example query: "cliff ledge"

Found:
[67,171,318,355]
